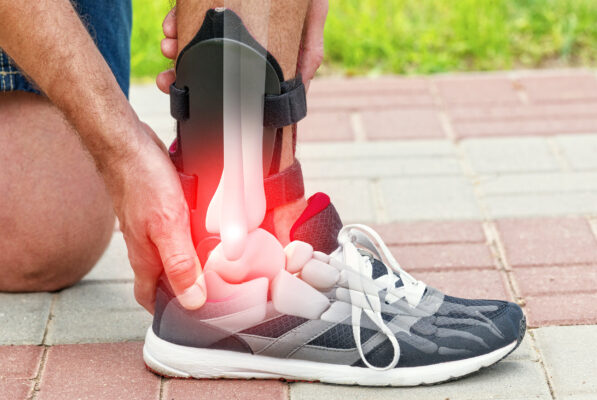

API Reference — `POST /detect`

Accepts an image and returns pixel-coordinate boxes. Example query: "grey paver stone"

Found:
[143,117,176,145]
[534,325,597,398]
[557,395,597,400]
[462,137,559,173]
[290,360,550,400]
[296,140,456,160]
[479,172,597,195]
[129,84,170,116]
[301,156,462,179]
[484,192,597,218]
[305,179,375,223]
[555,134,597,170]
[46,282,151,344]
[83,232,133,281]
[129,84,175,144]
[0,293,51,345]
[505,334,539,362]
[379,177,482,221]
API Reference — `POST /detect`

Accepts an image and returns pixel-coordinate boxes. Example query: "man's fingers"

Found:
[162,6,177,39]
[299,0,328,89]
[134,275,158,314]
[161,38,177,60]
[156,69,176,94]
[151,216,206,310]
[127,242,163,314]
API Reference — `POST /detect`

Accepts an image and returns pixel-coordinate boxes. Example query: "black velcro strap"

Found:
[264,159,304,210]
[177,159,304,212]
[170,84,189,121]
[263,76,307,128]
[170,77,307,128]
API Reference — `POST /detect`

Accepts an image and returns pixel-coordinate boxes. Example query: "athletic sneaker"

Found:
[144,194,526,386]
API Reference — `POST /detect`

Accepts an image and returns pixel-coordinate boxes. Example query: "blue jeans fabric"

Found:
[0,0,132,97]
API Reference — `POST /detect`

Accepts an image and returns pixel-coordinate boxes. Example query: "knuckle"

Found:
[134,280,150,307]
[134,288,144,306]
[164,254,195,277]
[313,46,325,66]
[147,205,189,238]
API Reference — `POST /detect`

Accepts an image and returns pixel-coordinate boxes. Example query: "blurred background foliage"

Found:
[131,0,597,79]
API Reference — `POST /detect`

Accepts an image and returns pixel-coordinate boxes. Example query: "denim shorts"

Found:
[0,0,132,97]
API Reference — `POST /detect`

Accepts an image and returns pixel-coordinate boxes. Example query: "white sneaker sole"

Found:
[143,327,517,386]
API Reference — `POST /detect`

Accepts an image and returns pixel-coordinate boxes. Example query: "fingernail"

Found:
[177,274,206,310]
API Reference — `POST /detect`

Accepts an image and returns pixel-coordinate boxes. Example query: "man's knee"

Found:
[0,91,116,293]
[0,211,114,293]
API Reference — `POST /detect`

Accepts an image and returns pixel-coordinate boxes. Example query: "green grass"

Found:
[131,0,172,81]
[131,0,597,79]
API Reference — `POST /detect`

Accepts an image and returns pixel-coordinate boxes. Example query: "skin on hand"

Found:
[150,0,329,310]
[111,123,206,313]
[156,1,329,94]
[0,0,205,313]
[298,0,328,91]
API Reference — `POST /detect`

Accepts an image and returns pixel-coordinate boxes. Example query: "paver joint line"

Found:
[528,330,557,400]
[6,71,597,398]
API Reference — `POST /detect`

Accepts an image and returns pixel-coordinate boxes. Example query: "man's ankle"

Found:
[272,196,307,246]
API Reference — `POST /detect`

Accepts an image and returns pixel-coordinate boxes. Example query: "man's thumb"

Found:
[154,229,206,310]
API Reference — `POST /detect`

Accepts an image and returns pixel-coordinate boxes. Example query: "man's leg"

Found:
[0,91,115,292]
[176,0,310,244]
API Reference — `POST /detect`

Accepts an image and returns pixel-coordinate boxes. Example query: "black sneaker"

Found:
[144,195,525,386]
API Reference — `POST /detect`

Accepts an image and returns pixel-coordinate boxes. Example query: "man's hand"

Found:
[109,123,206,313]
[0,0,206,313]
[298,0,328,91]
[156,1,329,94]
[156,6,178,94]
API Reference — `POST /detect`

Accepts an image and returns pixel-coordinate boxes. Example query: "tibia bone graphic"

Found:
[205,36,269,260]
[171,15,281,257]
[170,9,325,317]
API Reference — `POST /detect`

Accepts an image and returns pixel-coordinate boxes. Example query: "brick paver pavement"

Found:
[1,69,597,399]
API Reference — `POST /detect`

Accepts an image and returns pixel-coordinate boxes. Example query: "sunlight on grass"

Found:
[131,0,597,79]
[131,0,172,81]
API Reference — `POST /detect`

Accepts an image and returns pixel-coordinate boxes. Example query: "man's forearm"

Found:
[0,1,146,174]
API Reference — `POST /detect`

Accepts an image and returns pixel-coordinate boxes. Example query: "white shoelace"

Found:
[335,224,427,370]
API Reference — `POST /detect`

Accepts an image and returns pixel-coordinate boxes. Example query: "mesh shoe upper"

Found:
[152,225,525,370]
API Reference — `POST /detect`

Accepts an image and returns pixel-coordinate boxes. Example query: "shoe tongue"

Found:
[370,257,404,289]
[290,193,343,254]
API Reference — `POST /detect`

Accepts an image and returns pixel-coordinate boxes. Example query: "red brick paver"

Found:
[450,116,597,139]
[0,380,33,400]
[361,109,445,140]
[164,379,288,400]
[513,265,597,297]
[434,76,521,105]
[524,293,597,327]
[308,77,434,111]
[447,102,597,121]
[302,72,597,141]
[394,243,495,271]
[497,217,597,267]
[373,221,486,245]
[517,73,597,103]
[299,111,354,141]
[13,71,597,397]
[0,346,43,379]
[309,76,431,96]
[38,343,160,400]
[0,346,42,400]
[308,92,435,112]
[416,270,510,300]
[378,221,495,271]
